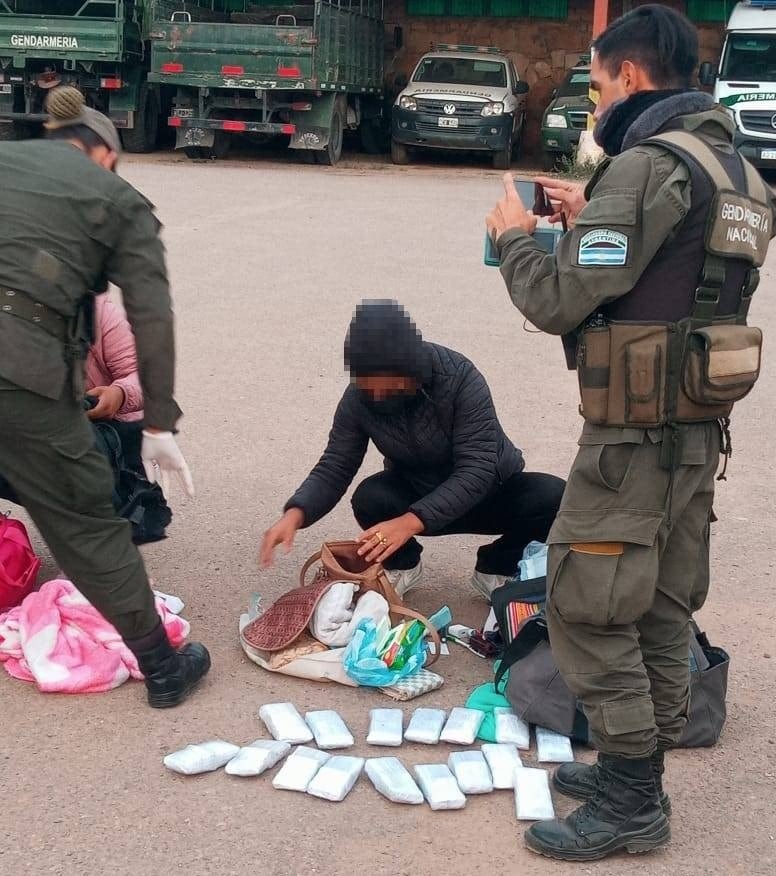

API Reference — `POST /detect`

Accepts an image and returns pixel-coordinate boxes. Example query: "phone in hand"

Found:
[513,179,554,217]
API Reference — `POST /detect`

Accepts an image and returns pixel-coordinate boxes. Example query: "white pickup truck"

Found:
[700,0,776,167]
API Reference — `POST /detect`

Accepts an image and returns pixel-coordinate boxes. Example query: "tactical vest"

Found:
[577,129,769,430]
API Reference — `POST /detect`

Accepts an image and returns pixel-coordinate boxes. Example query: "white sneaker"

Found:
[384,561,424,597]
[470,570,508,601]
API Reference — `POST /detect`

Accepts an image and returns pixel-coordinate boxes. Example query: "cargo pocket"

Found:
[547,510,663,627]
[602,697,655,737]
[50,432,115,515]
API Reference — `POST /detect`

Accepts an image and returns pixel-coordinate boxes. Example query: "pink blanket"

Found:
[0,579,189,693]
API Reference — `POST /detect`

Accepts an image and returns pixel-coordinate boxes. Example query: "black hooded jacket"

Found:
[284,303,524,533]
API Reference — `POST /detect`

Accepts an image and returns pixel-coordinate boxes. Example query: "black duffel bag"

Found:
[492,575,729,749]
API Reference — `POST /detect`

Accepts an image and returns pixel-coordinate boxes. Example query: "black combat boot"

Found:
[525,754,670,861]
[553,750,672,816]
[126,624,211,708]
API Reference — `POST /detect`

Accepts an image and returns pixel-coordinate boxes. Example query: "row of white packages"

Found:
[163,741,554,818]
[258,703,573,761]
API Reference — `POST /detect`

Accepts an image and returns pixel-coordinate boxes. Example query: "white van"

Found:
[700,0,776,167]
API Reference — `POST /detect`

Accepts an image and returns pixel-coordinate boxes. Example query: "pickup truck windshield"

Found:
[557,69,590,97]
[413,56,507,88]
[721,35,776,80]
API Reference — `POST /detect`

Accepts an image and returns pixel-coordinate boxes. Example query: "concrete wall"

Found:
[383,0,726,155]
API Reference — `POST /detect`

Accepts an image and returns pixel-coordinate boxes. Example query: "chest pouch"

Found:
[577,131,770,428]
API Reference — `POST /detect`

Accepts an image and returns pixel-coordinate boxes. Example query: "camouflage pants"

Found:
[546,422,720,758]
[0,381,159,640]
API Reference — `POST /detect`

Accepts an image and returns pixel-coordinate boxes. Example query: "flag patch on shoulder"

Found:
[578,229,628,266]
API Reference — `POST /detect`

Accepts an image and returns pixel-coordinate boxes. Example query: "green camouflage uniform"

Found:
[497,109,771,757]
[0,140,180,640]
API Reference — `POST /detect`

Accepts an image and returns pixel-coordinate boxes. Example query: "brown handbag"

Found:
[243,540,440,665]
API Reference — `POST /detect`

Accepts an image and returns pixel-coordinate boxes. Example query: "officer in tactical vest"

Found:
[486,5,773,861]
[0,88,210,708]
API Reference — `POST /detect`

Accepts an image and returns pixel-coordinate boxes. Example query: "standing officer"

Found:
[486,5,773,861]
[0,87,210,708]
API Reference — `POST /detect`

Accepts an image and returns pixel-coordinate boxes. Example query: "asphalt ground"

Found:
[2,144,775,876]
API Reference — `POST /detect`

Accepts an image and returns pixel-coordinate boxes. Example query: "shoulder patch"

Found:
[578,228,629,267]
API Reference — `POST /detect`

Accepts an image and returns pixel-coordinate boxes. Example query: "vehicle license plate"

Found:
[173,107,194,118]
[438,117,458,128]
[760,148,776,160]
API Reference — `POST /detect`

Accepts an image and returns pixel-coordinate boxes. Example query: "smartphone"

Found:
[514,179,554,217]
[484,225,563,267]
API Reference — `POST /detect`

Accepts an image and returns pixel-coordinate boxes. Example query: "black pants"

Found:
[351,469,566,575]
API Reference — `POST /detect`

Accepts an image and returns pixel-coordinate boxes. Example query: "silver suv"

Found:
[392,44,529,168]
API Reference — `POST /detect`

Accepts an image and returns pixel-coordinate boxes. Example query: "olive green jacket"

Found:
[497,108,771,336]
[0,140,180,430]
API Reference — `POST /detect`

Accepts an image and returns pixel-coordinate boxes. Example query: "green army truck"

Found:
[0,1,169,150]
[147,0,386,164]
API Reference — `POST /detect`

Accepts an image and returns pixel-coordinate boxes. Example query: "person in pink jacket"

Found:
[85,295,144,423]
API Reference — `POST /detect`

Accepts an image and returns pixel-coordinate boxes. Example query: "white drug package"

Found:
[258,702,313,745]
[448,751,493,795]
[440,707,486,745]
[305,710,355,750]
[272,746,330,792]
[163,740,240,776]
[367,709,404,747]
[482,743,523,789]
[365,757,424,805]
[514,767,555,820]
[307,756,365,802]
[404,708,446,744]
[494,707,531,750]
[224,740,291,777]
[536,726,575,763]
[414,764,466,811]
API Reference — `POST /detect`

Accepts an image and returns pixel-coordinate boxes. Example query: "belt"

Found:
[0,287,68,342]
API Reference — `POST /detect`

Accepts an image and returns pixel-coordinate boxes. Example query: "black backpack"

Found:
[91,420,172,545]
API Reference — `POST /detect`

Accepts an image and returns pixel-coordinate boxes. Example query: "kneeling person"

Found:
[261,300,564,595]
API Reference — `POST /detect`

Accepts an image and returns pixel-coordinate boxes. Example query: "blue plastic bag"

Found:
[517,541,548,581]
[343,619,426,687]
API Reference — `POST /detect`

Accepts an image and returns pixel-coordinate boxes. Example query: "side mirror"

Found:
[698,61,716,87]
[394,73,408,92]
[551,87,558,99]
[393,26,403,50]
[514,80,529,95]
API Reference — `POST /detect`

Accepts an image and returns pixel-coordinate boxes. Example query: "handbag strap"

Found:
[387,604,441,667]
[299,550,324,588]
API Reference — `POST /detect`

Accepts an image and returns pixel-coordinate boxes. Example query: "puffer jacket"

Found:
[85,296,143,422]
[284,343,524,533]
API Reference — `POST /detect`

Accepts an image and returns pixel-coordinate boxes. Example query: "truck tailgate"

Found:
[0,15,122,62]
[149,20,315,88]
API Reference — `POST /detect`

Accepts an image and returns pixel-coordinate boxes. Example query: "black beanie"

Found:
[344,299,432,384]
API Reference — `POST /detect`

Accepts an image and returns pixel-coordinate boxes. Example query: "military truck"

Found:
[147,1,385,164]
[0,1,170,150]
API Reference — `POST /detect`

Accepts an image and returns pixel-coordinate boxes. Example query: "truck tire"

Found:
[120,84,160,154]
[391,138,409,165]
[316,99,345,166]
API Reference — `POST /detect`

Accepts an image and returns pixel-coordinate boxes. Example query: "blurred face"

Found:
[355,374,418,402]
[591,55,652,119]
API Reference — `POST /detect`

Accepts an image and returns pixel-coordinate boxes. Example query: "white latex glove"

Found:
[141,430,195,498]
